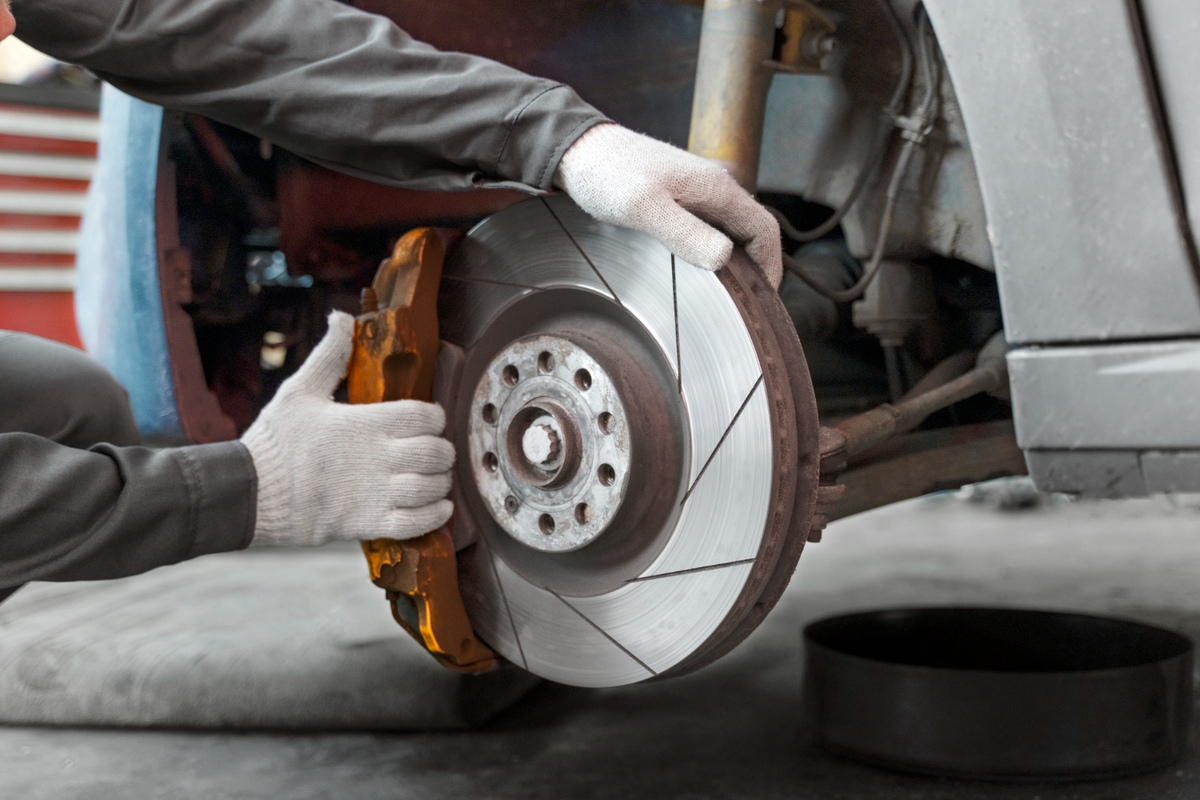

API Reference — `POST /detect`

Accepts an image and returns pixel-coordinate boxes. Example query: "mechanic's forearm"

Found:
[11,0,607,191]
[0,434,255,594]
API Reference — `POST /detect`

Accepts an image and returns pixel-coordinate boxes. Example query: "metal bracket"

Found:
[361,534,497,673]
[765,0,837,76]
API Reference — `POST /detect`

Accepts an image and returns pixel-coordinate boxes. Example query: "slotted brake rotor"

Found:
[437,195,820,687]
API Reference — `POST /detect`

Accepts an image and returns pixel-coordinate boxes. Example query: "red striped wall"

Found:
[0,290,78,344]
[0,100,97,348]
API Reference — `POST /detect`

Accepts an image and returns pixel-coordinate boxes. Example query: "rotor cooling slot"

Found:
[442,195,813,687]
[665,251,822,677]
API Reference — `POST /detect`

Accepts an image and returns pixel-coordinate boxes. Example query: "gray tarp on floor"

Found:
[0,543,539,730]
[7,487,1200,799]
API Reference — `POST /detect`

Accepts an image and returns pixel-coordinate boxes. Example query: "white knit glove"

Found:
[242,311,454,546]
[554,122,783,286]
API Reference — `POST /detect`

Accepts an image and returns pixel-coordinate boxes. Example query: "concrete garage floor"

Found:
[4,487,1200,799]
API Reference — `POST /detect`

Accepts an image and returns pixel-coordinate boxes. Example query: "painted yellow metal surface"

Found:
[349,228,497,674]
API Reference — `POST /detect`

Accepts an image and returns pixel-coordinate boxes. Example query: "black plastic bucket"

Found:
[803,607,1193,780]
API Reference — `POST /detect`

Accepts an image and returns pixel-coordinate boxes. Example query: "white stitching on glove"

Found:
[242,310,454,546]
[554,122,783,287]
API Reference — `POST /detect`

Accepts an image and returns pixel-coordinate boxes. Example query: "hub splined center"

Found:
[469,334,631,552]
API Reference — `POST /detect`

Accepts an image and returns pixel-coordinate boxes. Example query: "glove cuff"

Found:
[241,419,293,545]
[552,121,624,192]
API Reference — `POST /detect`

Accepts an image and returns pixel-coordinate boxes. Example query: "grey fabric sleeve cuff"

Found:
[493,85,611,191]
[172,441,258,559]
[0,434,257,590]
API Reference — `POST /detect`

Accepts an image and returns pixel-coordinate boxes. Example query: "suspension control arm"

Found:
[808,334,1012,538]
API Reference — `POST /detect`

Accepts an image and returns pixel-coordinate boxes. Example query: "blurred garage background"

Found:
[0,37,99,347]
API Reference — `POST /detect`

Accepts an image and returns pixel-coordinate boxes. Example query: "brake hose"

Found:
[767,0,914,244]
[778,5,941,305]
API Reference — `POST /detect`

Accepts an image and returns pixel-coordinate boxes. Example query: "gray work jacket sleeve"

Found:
[0,435,256,600]
[11,0,608,192]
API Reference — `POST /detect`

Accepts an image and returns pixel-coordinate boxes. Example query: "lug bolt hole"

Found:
[483,452,498,473]
[597,463,616,487]
[537,351,555,373]
[598,412,614,435]
[502,364,519,387]
[505,495,519,514]
[538,514,556,535]
[574,368,592,391]
[482,403,498,424]
[574,503,591,524]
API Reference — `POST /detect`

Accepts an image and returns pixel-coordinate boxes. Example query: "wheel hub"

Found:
[469,335,631,553]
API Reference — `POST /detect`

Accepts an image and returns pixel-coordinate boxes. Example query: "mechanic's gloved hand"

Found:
[554,122,783,287]
[242,310,454,547]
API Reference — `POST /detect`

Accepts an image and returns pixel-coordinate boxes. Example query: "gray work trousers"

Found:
[0,332,256,604]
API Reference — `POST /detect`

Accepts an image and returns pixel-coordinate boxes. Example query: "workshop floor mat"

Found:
[0,543,539,731]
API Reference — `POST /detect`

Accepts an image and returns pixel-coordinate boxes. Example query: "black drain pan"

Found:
[803,607,1193,780]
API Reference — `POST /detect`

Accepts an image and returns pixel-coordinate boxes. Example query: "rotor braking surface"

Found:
[439,196,821,687]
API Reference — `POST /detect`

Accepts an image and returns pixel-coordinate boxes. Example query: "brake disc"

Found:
[437,195,819,687]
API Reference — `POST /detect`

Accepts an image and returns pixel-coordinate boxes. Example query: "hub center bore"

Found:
[468,334,631,553]
[521,420,561,468]
[506,400,579,488]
